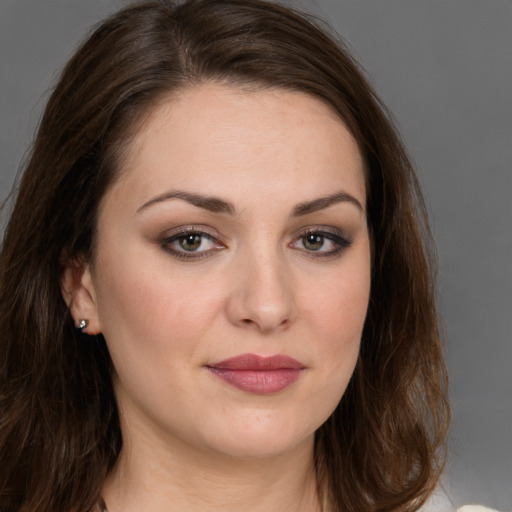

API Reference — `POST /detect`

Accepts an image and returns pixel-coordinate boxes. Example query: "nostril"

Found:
[225,275,296,333]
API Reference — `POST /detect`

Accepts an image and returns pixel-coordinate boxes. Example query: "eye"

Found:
[176,233,211,252]
[160,228,225,260]
[290,228,351,257]
[302,233,327,251]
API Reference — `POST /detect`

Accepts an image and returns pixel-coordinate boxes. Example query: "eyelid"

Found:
[297,226,347,239]
[161,224,222,240]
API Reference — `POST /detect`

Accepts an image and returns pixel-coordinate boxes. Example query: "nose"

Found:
[225,247,297,334]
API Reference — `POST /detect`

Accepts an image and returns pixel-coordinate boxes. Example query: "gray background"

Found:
[1,0,510,509]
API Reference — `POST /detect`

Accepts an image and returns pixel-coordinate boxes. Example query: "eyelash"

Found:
[159,226,352,261]
[290,228,352,259]
[160,226,224,261]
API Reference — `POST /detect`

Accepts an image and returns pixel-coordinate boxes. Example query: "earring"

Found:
[77,319,89,331]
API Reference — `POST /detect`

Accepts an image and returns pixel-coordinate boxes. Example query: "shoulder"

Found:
[457,507,505,512]
[418,488,505,512]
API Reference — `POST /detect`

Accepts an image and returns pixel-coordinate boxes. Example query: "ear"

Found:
[60,260,101,335]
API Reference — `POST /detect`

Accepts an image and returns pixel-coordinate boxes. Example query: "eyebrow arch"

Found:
[291,191,364,217]
[137,190,236,215]
[137,189,363,216]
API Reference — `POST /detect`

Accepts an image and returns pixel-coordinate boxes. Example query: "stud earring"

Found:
[77,319,89,331]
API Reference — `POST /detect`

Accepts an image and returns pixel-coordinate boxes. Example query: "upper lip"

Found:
[207,353,305,370]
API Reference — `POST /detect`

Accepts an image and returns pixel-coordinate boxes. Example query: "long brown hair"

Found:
[0,1,449,511]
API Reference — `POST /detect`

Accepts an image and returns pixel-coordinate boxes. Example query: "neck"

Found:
[102,419,321,512]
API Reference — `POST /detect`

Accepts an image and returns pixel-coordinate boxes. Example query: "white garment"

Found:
[458,507,504,512]
[419,486,505,512]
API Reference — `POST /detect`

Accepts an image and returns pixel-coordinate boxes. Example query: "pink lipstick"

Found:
[206,354,305,394]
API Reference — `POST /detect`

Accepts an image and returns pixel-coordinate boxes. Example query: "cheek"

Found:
[303,254,370,395]
[308,261,370,344]
[93,249,224,364]
[294,273,368,436]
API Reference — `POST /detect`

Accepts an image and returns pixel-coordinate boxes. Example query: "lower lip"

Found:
[207,368,303,394]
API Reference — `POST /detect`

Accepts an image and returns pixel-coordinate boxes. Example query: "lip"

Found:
[206,354,305,394]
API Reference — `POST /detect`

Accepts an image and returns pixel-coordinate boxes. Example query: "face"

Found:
[69,84,371,460]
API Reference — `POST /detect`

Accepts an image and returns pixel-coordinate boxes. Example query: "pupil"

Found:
[180,234,201,251]
[304,234,323,250]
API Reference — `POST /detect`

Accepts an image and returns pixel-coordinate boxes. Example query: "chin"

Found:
[196,412,319,461]
[206,432,314,461]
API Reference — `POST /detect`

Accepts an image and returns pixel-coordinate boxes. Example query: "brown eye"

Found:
[302,233,324,251]
[290,228,351,258]
[161,228,225,261]
[178,233,203,251]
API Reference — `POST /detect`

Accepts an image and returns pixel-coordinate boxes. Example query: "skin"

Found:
[62,84,371,512]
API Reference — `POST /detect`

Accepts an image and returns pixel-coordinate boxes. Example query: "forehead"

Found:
[108,83,366,211]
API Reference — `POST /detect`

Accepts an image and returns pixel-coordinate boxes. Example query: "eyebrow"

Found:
[136,189,363,216]
[291,191,363,216]
[137,190,236,215]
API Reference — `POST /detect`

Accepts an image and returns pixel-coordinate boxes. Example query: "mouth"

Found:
[206,354,305,394]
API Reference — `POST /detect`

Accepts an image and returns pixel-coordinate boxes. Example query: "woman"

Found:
[0,1,452,511]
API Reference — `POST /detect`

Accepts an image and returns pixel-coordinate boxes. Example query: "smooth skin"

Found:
[62,84,371,512]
